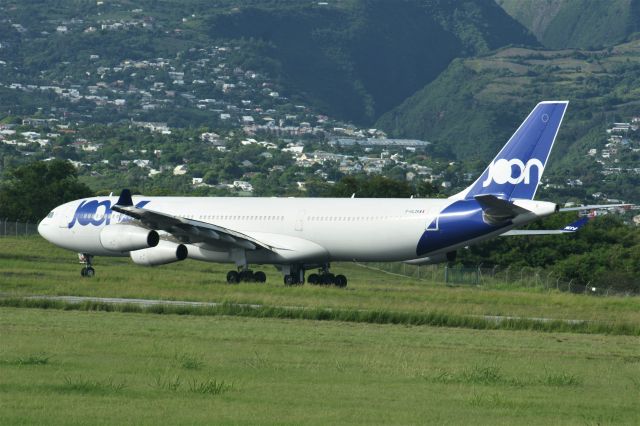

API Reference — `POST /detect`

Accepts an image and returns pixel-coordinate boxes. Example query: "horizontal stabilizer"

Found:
[501,216,589,236]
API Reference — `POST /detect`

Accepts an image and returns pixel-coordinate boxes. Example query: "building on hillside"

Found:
[173,164,188,175]
[329,137,430,148]
[233,180,253,192]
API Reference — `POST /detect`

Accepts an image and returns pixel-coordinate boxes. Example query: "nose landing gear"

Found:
[79,253,95,277]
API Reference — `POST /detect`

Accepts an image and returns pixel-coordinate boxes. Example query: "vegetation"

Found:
[315,174,438,198]
[207,0,537,123]
[376,39,640,202]
[1,307,638,424]
[497,0,640,49]
[0,160,93,222]
[458,214,640,292]
[0,0,536,125]
[3,293,639,336]
[2,236,639,329]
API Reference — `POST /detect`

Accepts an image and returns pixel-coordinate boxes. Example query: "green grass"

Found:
[1,296,637,335]
[1,236,639,330]
[1,307,639,425]
[1,236,639,423]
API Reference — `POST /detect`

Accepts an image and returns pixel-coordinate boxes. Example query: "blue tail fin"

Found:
[456,101,568,201]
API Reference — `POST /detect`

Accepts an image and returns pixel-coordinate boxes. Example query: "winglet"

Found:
[115,189,133,207]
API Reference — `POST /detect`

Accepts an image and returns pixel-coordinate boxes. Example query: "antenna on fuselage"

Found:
[351,193,355,198]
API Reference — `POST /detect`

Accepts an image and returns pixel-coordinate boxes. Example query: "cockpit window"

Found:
[47,211,55,218]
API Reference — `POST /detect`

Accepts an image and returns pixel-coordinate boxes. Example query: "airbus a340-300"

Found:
[38,101,619,286]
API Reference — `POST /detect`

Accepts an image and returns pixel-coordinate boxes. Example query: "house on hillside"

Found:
[233,180,253,192]
[173,165,187,175]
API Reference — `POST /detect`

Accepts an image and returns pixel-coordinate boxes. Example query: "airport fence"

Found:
[362,262,640,297]
[0,219,39,237]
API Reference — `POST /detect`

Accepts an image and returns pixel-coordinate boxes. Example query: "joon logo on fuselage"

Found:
[481,158,544,188]
[67,199,149,228]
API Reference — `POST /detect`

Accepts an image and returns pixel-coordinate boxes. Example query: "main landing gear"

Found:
[226,268,267,284]
[225,262,348,288]
[283,264,348,288]
[307,265,347,288]
[79,253,95,277]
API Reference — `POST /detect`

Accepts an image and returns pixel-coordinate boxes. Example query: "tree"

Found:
[0,160,93,222]
[329,175,413,198]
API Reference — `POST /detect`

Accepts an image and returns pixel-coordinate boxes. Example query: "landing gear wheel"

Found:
[79,253,95,278]
[226,270,240,284]
[254,271,266,283]
[308,273,320,285]
[80,266,95,277]
[239,270,255,282]
[335,274,347,288]
[284,275,296,286]
[321,273,335,285]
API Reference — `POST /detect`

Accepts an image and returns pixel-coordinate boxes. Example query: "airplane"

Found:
[37,100,623,287]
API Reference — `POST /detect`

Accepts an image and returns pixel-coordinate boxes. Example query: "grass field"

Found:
[1,236,639,423]
[2,308,639,425]
[1,236,639,330]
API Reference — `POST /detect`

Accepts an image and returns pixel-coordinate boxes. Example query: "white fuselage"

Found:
[38,196,455,265]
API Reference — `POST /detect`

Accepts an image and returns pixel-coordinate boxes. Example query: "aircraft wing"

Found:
[501,217,589,236]
[110,189,278,251]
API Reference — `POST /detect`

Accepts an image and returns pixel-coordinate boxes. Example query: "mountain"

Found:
[376,40,640,201]
[207,0,538,124]
[0,0,538,126]
[496,0,640,49]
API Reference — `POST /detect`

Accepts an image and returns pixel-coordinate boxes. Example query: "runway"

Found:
[4,294,587,325]
[21,295,263,310]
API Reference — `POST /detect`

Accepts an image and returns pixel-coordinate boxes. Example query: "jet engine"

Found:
[130,240,188,266]
[100,224,159,252]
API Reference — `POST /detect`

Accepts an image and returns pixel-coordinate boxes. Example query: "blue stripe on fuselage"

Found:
[416,200,505,257]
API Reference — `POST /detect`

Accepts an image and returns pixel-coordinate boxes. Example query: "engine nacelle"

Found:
[100,224,159,252]
[130,240,188,266]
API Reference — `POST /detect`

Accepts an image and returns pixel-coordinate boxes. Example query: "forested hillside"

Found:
[377,41,640,202]
[207,0,537,123]
[0,0,537,125]
[496,0,640,49]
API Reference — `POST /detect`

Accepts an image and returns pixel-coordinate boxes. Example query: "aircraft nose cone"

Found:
[38,220,52,241]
